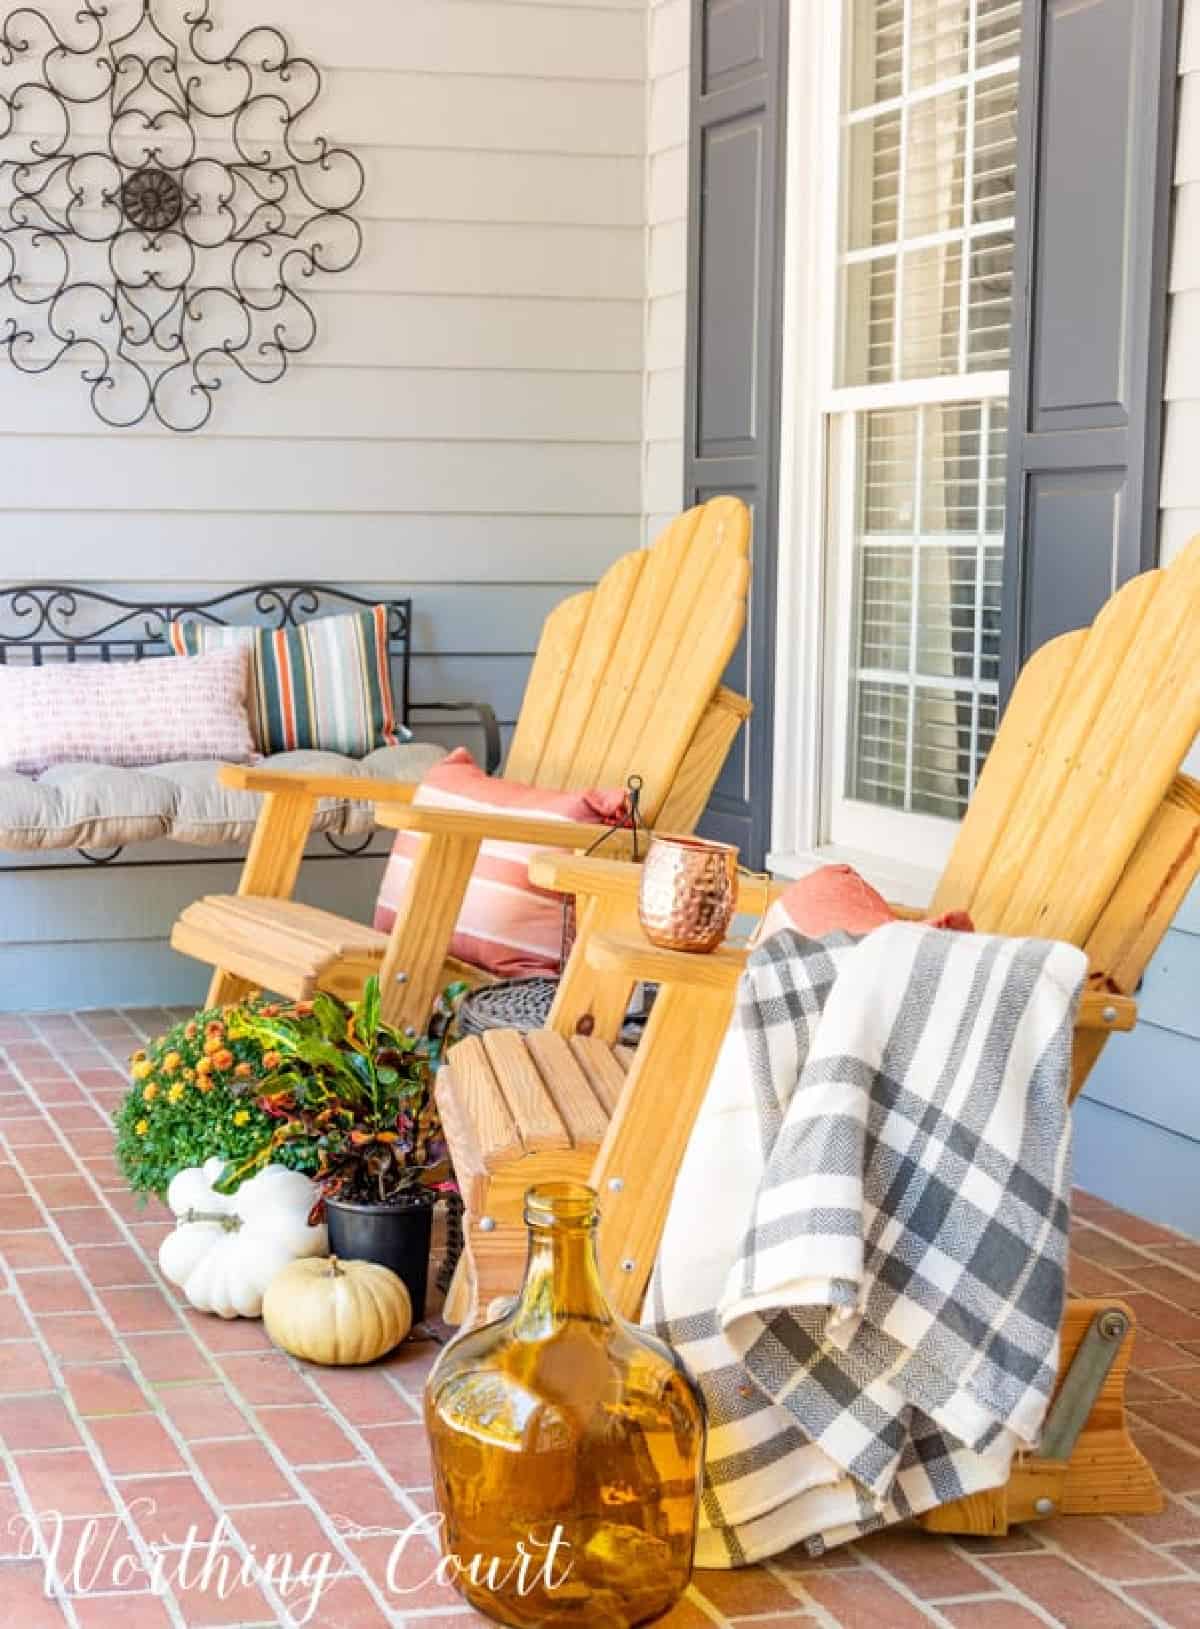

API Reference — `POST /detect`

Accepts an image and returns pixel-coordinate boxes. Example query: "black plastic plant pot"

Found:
[325,1193,435,1323]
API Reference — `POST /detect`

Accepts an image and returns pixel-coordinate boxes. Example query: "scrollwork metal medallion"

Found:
[0,1,364,430]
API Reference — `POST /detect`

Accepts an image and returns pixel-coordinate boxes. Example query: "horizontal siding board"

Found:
[1177,66,1200,183]
[1133,930,1200,1041]
[0,515,637,585]
[650,0,691,79]
[1160,403,1200,505]
[1183,0,1200,70]
[0,942,210,1013]
[22,72,645,157]
[411,654,532,721]
[0,367,642,443]
[403,584,569,653]
[650,143,688,225]
[0,220,642,300]
[364,149,644,226]
[1164,292,1200,405]
[0,439,640,515]
[646,366,686,439]
[645,439,685,513]
[0,294,642,375]
[309,293,643,371]
[1073,1097,1200,1238]
[342,220,645,299]
[0,852,389,1010]
[296,70,644,154]
[1170,179,1200,289]
[649,220,688,298]
[1084,1019,1200,1138]
[650,66,689,154]
[647,292,687,371]
[209,0,646,80]
[0,852,384,944]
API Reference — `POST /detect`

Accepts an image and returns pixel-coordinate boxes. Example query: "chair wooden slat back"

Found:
[932,536,1200,949]
[504,498,752,820]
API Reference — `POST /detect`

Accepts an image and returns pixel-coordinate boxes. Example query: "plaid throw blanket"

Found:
[647,921,1085,1565]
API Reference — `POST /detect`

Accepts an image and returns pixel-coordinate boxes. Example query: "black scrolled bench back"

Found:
[0,582,500,870]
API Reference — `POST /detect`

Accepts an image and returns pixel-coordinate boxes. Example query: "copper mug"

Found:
[638,834,739,954]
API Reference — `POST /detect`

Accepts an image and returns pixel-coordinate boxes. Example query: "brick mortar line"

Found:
[1,1132,324,1629]
[946,1527,1181,1628]
[0,1042,400,1627]
[0,1186,190,1629]
[21,1017,475,1629]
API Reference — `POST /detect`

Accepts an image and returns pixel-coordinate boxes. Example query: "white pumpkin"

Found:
[159,1158,328,1319]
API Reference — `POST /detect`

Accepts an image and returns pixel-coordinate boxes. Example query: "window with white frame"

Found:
[825,0,1019,867]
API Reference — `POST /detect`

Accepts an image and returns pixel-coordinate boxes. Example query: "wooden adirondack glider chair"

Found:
[170,497,752,1034]
[437,532,1200,1537]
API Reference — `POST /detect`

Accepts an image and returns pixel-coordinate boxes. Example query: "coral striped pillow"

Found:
[169,606,408,757]
[374,748,628,977]
[0,647,256,776]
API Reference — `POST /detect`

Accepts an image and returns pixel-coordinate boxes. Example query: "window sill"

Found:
[765,844,940,912]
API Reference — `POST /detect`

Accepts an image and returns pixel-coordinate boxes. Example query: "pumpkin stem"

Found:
[328,1256,344,1277]
[182,1208,242,1233]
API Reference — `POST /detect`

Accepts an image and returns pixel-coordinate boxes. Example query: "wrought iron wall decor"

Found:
[0,1,364,430]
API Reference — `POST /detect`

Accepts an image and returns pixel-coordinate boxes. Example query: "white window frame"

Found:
[770,0,1016,905]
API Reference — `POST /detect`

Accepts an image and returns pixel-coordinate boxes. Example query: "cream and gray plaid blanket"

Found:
[647,921,1085,1565]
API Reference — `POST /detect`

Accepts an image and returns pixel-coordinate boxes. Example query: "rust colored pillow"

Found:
[374,748,628,977]
[760,864,972,942]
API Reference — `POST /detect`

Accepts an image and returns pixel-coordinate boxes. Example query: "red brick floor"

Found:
[0,1009,1198,1626]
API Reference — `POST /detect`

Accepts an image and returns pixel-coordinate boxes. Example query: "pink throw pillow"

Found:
[760,864,972,942]
[0,647,257,776]
[374,748,628,977]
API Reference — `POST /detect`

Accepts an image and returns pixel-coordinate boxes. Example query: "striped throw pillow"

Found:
[374,748,628,977]
[169,606,408,757]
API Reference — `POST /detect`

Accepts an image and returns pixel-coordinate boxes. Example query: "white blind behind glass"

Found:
[837,0,1018,825]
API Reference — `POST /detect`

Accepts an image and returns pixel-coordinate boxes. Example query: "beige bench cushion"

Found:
[0,742,446,852]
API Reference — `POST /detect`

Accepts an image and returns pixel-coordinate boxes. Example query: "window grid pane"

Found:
[848,400,1005,820]
[838,0,1017,827]
[839,3,1018,388]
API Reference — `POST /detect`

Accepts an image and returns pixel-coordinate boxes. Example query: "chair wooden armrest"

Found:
[218,765,421,804]
[377,805,622,850]
[586,932,748,990]
[585,936,1133,1024]
[529,854,647,898]
[529,852,776,914]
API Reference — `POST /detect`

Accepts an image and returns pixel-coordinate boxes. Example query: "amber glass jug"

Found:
[425,1183,706,1627]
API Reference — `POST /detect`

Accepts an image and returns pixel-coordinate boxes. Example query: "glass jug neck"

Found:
[513,1184,615,1333]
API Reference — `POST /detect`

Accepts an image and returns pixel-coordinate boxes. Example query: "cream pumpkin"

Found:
[263,1256,413,1366]
[159,1158,327,1319]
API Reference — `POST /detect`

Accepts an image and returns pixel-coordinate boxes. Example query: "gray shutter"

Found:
[685,0,788,867]
[1000,0,1180,698]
